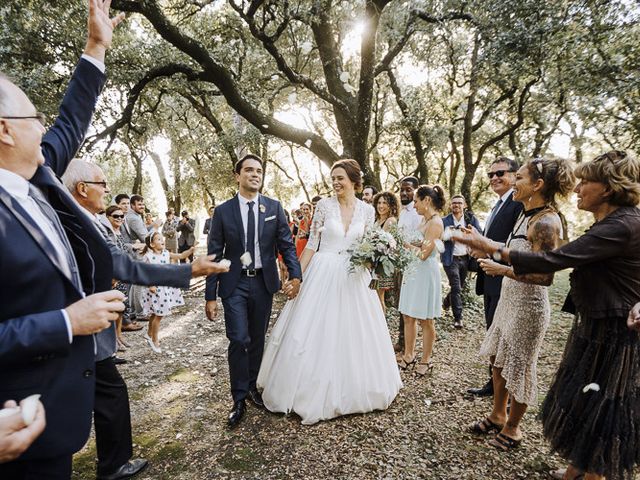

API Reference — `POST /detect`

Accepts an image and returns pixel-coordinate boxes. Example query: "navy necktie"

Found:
[485,198,503,233]
[246,201,256,270]
[28,183,82,290]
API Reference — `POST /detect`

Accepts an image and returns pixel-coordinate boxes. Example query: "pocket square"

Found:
[265,215,276,222]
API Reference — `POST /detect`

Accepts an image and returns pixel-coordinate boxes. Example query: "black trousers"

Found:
[0,454,72,480]
[443,256,469,321]
[483,292,500,330]
[94,357,133,477]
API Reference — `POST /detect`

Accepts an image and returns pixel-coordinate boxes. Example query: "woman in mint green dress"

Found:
[398,185,446,376]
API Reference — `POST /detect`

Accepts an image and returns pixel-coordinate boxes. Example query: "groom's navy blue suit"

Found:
[206,194,301,402]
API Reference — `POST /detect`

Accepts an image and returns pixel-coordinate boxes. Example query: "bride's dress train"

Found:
[257,197,402,425]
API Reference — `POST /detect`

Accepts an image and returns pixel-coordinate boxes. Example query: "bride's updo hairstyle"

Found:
[331,159,363,193]
[415,184,446,212]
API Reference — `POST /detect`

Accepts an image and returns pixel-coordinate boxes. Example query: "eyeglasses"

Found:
[81,181,108,188]
[596,150,627,164]
[109,214,125,219]
[487,170,514,179]
[0,112,47,126]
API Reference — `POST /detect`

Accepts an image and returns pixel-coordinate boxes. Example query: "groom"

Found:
[205,154,302,427]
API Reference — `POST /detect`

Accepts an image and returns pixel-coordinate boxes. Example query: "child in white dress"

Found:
[141,232,194,353]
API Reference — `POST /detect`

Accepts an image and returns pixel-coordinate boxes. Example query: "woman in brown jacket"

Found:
[455,150,640,480]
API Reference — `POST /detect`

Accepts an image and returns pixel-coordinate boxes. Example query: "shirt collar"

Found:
[499,189,513,203]
[402,201,415,211]
[238,192,260,205]
[0,167,30,200]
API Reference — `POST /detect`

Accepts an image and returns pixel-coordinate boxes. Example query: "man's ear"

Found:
[0,120,17,147]
[76,182,89,199]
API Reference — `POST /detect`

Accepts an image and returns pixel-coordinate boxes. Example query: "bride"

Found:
[257,159,402,425]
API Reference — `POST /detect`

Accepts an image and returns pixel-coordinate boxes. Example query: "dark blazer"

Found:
[441,211,482,267]
[0,59,108,460]
[177,217,196,247]
[205,194,301,300]
[475,192,523,296]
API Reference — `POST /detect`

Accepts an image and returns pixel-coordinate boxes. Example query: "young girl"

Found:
[141,231,194,353]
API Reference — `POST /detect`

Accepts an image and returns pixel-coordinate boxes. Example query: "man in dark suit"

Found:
[441,195,482,329]
[177,209,196,262]
[468,157,523,397]
[0,2,127,477]
[62,159,229,480]
[205,154,302,428]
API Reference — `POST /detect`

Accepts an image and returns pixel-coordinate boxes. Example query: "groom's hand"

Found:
[205,300,218,321]
[283,278,301,299]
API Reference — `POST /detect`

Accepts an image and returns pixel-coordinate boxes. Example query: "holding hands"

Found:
[282,278,301,300]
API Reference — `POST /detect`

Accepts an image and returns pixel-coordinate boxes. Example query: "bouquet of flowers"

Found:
[347,225,417,289]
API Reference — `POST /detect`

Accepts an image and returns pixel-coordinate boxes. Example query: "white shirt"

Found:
[452,215,468,256]
[238,193,263,269]
[0,167,74,342]
[398,201,422,234]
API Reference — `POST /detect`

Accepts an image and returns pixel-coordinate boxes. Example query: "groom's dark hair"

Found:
[234,154,264,174]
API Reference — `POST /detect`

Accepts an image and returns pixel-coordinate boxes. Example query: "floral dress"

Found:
[141,250,185,316]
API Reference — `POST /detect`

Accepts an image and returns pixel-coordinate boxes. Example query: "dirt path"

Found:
[70,271,635,479]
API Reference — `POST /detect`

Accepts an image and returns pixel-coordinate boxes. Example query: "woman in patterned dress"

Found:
[372,191,400,314]
[467,158,575,451]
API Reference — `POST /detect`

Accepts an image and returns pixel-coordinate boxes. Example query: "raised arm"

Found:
[300,199,327,273]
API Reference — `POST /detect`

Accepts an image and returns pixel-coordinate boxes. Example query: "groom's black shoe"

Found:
[247,389,265,409]
[228,400,246,428]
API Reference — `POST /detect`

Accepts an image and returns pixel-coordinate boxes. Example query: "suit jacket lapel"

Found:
[232,195,246,248]
[0,186,77,288]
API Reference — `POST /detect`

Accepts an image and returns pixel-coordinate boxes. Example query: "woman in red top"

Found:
[295,203,313,257]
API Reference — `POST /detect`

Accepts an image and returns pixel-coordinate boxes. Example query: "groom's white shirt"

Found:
[238,192,263,269]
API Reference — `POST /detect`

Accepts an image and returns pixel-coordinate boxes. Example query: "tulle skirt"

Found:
[257,251,402,425]
[540,314,640,479]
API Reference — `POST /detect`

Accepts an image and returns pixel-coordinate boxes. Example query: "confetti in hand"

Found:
[240,252,252,267]
[582,383,601,393]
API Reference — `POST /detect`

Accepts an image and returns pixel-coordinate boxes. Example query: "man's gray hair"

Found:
[0,73,12,116]
[61,159,101,193]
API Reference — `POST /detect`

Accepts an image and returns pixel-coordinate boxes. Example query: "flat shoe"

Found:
[489,432,521,451]
[469,417,504,435]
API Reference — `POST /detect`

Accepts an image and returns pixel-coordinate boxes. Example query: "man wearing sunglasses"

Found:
[467,157,523,397]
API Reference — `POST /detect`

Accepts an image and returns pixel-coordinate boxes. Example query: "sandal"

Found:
[469,417,504,435]
[415,362,433,376]
[397,356,416,370]
[489,432,521,451]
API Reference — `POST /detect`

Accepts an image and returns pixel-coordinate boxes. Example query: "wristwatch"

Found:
[492,246,505,262]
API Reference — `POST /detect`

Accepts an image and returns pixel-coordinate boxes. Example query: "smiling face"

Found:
[235,158,263,195]
[108,208,124,230]
[117,197,130,213]
[150,232,165,252]
[512,165,542,203]
[399,181,415,206]
[131,199,145,215]
[0,79,47,179]
[331,167,355,197]
[574,178,609,213]
[80,168,110,214]
[301,204,312,217]
[488,161,516,197]
[362,187,375,204]
[450,196,465,217]
[376,196,390,217]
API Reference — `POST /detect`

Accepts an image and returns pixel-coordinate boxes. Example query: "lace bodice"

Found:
[307,197,374,253]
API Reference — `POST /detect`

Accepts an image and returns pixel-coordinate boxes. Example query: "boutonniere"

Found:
[259,204,266,214]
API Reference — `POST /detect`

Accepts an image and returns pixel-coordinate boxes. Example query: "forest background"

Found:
[1,0,637,229]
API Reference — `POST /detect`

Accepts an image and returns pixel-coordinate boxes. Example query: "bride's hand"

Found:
[283,278,301,299]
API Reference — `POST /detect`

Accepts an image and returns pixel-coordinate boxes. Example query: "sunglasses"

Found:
[487,169,514,179]
[110,214,125,219]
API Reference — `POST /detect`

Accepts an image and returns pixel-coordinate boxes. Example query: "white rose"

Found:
[240,252,252,267]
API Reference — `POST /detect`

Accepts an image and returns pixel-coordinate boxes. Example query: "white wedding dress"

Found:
[257,197,402,425]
